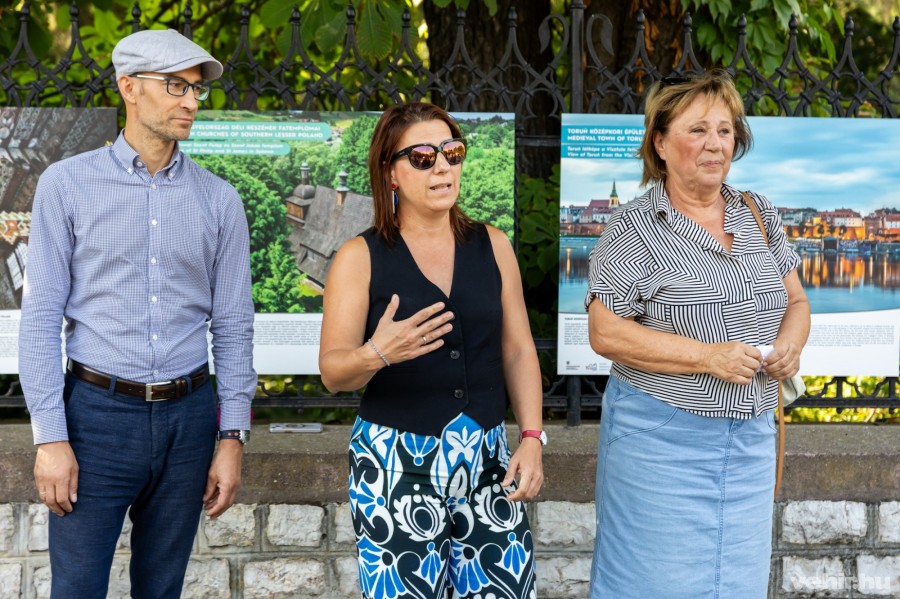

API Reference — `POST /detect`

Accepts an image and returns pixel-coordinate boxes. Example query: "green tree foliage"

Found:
[682,0,844,73]
[276,142,339,193]
[332,114,379,196]
[458,147,514,240]
[252,241,319,313]
[517,166,560,339]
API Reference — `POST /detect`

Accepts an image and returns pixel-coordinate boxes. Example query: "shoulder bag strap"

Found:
[742,191,785,502]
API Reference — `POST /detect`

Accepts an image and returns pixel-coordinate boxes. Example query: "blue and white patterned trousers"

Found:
[348,413,537,599]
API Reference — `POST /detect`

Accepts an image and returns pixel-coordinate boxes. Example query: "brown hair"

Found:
[367,102,475,244]
[639,69,752,187]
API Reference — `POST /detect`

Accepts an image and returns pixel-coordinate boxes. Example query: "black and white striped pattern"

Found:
[585,181,801,418]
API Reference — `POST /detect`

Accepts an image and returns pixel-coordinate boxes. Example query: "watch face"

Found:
[539,431,548,445]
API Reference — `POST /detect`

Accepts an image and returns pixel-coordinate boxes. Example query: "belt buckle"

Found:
[145,380,173,402]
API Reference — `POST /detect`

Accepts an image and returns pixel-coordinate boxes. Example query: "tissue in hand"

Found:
[755,345,774,361]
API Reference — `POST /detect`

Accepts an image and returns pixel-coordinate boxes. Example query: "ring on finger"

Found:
[422,335,428,344]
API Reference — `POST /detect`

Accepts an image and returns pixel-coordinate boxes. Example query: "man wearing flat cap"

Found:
[19,29,255,598]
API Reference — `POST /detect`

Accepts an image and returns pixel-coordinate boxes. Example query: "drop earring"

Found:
[391,183,398,215]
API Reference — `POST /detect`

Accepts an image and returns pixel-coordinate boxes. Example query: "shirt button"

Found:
[151,334,158,341]
[150,219,158,226]
[127,168,134,174]
[153,369,159,375]
[150,257,157,264]
[450,350,460,359]
[136,160,144,168]
[150,183,157,190]
[453,389,464,399]
[151,296,158,303]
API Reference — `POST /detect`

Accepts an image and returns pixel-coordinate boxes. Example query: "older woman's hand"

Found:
[704,341,763,385]
[369,293,455,365]
[762,338,802,380]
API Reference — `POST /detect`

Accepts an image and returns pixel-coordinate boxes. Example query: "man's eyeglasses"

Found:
[128,74,211,101]
[391,138,467,170]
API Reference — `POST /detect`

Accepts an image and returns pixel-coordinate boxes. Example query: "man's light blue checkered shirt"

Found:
[19,132,256,445]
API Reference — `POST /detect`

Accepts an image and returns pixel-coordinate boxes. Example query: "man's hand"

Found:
[203,439,243,519]
[34,441,78,516]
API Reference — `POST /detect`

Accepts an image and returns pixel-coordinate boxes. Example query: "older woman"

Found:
[320,102,543,599]
[585,70,810,598]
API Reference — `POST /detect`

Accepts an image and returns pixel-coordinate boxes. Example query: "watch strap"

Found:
[519,429,546,445]
[218,429,250,444]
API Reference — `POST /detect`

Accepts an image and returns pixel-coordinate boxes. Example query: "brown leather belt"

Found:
[68,360,209,402]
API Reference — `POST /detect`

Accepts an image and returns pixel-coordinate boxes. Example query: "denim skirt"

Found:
[589,376,776,599]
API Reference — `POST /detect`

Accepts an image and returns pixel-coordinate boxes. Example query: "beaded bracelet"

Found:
[367,339,390,367]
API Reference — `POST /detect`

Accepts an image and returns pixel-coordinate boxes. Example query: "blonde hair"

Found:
[639,69,752,187]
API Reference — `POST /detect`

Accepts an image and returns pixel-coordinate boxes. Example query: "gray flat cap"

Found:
[113,29,223,81]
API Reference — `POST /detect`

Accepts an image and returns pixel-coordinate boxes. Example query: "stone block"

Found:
[243,558,326,598]
[117,516,132,551]
[0,505,14,554]
[535,501,595,547]
[183,558,231,599]
[856,555,900,596]
[266,504,324,547]
[781,556,846,593]
[782,500,867,544]
[204,503,257,547]
[0,563,22,599]
[27,504,48,552]
[333,503,356,546]
[32,563,51,599]
[536,557,592,598]
[334,556,359,598]
[107,556,131,599]
[877,501,900,544]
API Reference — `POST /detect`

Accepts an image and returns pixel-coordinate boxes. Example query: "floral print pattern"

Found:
[349,414,536,599]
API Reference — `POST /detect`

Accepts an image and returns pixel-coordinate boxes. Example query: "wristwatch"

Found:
[217,429,250,444]
[519,429,547,446]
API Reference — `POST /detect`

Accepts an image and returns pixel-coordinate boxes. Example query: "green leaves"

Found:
[684,0,843,80]
[517,166,560,289]
[358,1,399,60]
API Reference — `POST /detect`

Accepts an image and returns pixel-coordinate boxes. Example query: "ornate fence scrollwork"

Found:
[1,2,898,421]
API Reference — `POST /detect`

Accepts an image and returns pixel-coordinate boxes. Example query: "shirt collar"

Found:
[649,180,673,220]
[651,180,743,221]
[111,130,184,178]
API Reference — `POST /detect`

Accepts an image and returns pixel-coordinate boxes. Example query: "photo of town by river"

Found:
[558,116,900,315]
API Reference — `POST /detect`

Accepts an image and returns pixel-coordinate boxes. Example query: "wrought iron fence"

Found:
[1,2,898,422]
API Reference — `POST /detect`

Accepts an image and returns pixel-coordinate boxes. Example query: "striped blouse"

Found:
[585,181,801,418]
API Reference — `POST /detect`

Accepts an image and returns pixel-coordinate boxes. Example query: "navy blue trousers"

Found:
[48,373,217,599]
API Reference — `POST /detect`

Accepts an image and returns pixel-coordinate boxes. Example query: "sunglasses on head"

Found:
[391,138,467,170]
[659,75,694,87]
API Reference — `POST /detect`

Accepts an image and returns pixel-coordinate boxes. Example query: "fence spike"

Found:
[131,3,141,32]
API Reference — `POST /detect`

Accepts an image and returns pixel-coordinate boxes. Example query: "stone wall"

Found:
[0,423,898,598]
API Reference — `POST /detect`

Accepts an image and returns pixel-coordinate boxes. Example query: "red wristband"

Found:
[519,429,547,446]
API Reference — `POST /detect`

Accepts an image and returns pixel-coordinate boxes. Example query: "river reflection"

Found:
[798,251,900,291]
[558,237,900,314]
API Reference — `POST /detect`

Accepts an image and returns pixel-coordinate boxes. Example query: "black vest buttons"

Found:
[450,350,461,359]
[453,389,464,399]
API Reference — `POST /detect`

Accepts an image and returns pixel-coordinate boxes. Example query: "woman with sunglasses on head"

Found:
[319,102,543,599]
[585,70,809,598]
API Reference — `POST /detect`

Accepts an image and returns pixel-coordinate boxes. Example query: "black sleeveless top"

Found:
[359,223,508,436]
